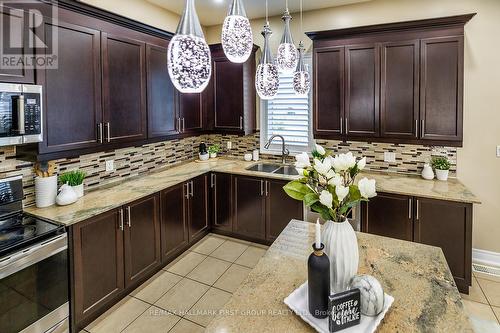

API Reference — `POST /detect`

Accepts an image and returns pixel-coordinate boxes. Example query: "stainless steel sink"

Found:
[246,163,298,175]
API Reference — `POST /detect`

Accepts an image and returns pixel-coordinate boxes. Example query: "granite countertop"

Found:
[25,158,479,226]
[205,220,473,333]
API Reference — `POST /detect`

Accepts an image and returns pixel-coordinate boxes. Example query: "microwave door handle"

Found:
[17,95,25,134]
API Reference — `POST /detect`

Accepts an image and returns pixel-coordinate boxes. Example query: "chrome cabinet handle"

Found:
[345,118,348,134]
[260,180,264,196]
[265,181,269,196]
[126,206,131,228]
[414,119,418,138]
[211,173,216,188]
[416,199,420,220]
[185,183,190,199]
[420,120,424,138]
[17,95,25,134]
[340,117,343,134]
[239,116,243,130]
[97,123,103,143]
[119,209,124,231]
[190,180,194,197]
[408,198,412,219]
[177,118,181,132]
[182,118,185,132]
[106,122,111,142]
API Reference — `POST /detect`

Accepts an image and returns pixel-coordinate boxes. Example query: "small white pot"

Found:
[199,153,209,161]
[435,169,449,181]
[209,152,217,159]
[35,175,58,208]
[72,184,84,198]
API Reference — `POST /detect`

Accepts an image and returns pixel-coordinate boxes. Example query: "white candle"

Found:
[315,218,321,249]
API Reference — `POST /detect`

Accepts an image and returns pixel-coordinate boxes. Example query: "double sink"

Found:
[245,163,299,176]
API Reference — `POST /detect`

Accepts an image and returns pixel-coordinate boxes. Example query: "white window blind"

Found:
[261,56,312,154]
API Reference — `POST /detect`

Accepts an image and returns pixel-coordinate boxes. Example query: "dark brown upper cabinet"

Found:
[209,44,257,135]
[37,19,102,154]
[420,36,463,143]
[345,43,380,137]
[380,40,419,139]
[102,33,147,144]
[307,14,474,147]
[0,5,34,83]
[178,92,204,134]
[146,43,178,138]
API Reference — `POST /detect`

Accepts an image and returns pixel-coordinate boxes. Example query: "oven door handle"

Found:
[0,233,67,279]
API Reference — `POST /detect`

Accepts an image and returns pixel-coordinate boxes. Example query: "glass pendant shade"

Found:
[276,9,298,74]
[167,0,211,93]
[293,41,310,96]
[255,24,279,100]
[221,0,253,63]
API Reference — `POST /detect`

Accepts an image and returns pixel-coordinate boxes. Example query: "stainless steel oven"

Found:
[0,83,43,146]
[0,176,68,333]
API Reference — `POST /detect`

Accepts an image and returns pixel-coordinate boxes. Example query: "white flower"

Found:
[315,144,326,156]
[358,177,377,198]
[333,152,357,171]
[294,152,311,168]
[357,157,366,170]
[314,157,332,176]
[328,173,343,187]
[335,185,349,202]
[319,190,333,208]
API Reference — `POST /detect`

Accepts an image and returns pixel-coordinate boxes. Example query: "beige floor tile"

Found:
[187,257,231,285]
[475,272,500,283]
[190,235,225,255]
[122,306,180,333]
[462,299,498,322]
[85,296,149,333]
[184,287,232,327]
[461,277,489,304]
[169,319,204,333]
[234,246,267,268]
[478,278,500,307]
[154,278,209,317]
[210,240,248,262]
[130,270,182,303]
[167,251,206,276]
[214,264,251,293]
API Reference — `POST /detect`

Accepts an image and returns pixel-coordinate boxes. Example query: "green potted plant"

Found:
[431,156,451,181]
[208,144,220,158]
[59,170,86,197]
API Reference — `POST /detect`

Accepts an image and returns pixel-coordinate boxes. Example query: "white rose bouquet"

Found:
[284,144,377,222]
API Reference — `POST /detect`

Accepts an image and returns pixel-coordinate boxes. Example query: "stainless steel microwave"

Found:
[0,83,43,146]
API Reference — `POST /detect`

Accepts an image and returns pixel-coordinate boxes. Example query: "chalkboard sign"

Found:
[328,289,361,332]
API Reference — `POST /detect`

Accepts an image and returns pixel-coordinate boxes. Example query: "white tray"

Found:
[284,282,394,333]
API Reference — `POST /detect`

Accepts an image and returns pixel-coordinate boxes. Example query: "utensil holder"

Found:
[35,175,57,208]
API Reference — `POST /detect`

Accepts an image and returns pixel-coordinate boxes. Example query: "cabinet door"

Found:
[233,176,266,240]
[160,183,188,263]
[414,198,472,293]
[179,93,203,133]
[313,46,344,138]
[102,33,146,143]
[211,172,233,232]
[146,43,178,138]
[0,6,34,83]
[345,44,380,138]
[188,175,209,242]
[420,36,463,143]
[38,20,102,153]
[380,40,419,139]
[361,192,413,241]
[124,194,161,288]
[213,57,243,131]
[71,209,124,325]
[265,179,304,241]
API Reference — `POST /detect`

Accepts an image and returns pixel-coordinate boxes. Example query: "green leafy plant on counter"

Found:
[59,170,86,186]
[431,156,451,170]
[208,144,221,154]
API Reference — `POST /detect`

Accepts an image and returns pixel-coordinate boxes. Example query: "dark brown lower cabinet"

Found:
[160,183,188,263]
[233,176,266,240]
[211,172,233,232]
[266,179,304,241]
[414,197,472,293]
[123,194,161,288]
[188,174,209,242]
[71,209,124,330]
[361,192,472,293]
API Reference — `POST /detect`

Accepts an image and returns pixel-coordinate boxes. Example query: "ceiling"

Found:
[146,0,371,26]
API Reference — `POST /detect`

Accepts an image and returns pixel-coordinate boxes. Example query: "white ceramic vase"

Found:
[72,183,84,197]
[421,163,434,180]
[35,175,58,208]
[435,169,449,181]
[322,219,359,293]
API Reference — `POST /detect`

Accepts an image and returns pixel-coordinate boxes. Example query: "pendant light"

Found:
[167,0,211,93]
[276,0,298,74]
[221,0,253,63]
[255,0,279,100]
[293,0,310,96]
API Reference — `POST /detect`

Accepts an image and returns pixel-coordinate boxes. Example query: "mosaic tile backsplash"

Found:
[0,133,456,207]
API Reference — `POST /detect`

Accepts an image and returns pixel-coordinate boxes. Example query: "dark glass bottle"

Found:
[199,142,207,154]
[308,243,330,319]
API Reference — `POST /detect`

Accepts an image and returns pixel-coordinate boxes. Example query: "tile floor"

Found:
[80,233,500,333]
[81,234,268,333]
